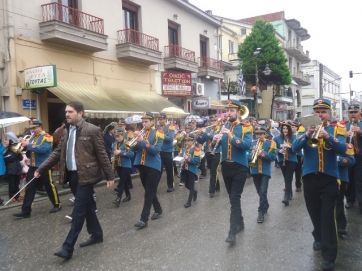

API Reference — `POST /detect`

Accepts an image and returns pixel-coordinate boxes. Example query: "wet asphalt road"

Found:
[0,165,362,271]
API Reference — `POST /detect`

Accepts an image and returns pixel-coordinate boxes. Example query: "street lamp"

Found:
[254,48,272,119]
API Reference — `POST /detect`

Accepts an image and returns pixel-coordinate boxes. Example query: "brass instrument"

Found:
[210,117,230,156]
[11,135,31,153]
[189,123,219,136]
[240,105,249,120]
[249,139,262,167]
[281,134,289,167]
[179,147,190,175]
[125,127,146,151]
[308,125,323,148]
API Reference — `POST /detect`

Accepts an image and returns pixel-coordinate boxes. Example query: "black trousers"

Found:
[336,181,348,230]
[22,167,60,214]
[303,173,339,263]
[345,155,362,206]
[160,152,174,188]
[181,170,197,203]
[198,155,207,176]
[280,161,297,199]
[138,165,162,222]
[173,151,179,175]
[115,166,130,198]
[8,174,20,199]
[295,155,303,189]
[206,152,220,193]
[221,162,247,235]
[63,172,101,252]
[252,174,270,214]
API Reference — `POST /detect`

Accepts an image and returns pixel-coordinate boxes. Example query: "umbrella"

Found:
[161,107,189,118]
[0,111,30,128]
[125,115,142,124]
[185,115,202,123]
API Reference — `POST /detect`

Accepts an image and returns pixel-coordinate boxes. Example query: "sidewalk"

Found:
[0,172,139,211]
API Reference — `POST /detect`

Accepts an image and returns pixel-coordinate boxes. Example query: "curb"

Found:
[0,173,139,211]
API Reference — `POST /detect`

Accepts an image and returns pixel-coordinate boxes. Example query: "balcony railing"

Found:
[164,45,195,62]
[41,2,104,34]
[198,57,222,70]
[275,90,293,97]
[117,29,159,51]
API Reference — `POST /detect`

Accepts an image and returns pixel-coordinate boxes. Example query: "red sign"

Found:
[162,72,192,97]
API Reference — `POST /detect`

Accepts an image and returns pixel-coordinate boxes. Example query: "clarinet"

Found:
[210,117,229,156]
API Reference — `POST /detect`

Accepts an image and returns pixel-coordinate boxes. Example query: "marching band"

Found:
[4,97,362,270]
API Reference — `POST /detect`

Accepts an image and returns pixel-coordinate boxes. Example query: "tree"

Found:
[238,20,291,118]
[221,80,239,100]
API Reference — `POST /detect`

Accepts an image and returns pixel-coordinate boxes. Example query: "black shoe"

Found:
[113,197,121,207]
[179,181,184,186]
[225,234,236,245]
[54,249,73,260]
[345,202,354,209]
[282,197,289,206]
[151,212,162,220]
[322,261,334,271]
[114,187,119,192]
[184,202,191,208]
[134,221,148,229]
[338,228,347,236]
[13,211,30,218]
[122,195,131,202]
[79,235,103,247]
[209,193,214,198]
[257,212,264,223]
[193,191,198,201]
[313,241,322,251]
[50,204,62,213]
[167,188,175,193]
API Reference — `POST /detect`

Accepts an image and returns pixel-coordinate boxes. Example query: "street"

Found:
[0,166,361,271]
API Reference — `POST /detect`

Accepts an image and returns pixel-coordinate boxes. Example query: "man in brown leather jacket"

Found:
[35,101,114,260]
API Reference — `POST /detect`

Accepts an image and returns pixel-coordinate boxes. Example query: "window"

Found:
[240,28,246,35]
[200,36,208,57]
[122,2,138,30]
[228,40,234,54]
[168,22,178,45]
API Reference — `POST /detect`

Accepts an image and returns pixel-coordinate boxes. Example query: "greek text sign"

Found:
[22,99,36,110]
[24,65,57,89]
[162,72,192,97]
[192,97,210,109]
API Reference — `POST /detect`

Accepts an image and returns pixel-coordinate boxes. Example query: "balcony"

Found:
[163,45,198,73]
[228,53,239,62]
[197,57,224,80]
[275,89,293,103]
[39,3,107,52]
[284,40,310,63]
[292,69,311,86]
[116,29,162,65]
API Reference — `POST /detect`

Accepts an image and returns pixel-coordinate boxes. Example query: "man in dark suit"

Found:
[35,101,115,260]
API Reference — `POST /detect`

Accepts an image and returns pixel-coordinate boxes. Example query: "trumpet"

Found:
[210,117,230,156]
[308,124,323,148]
[249,139,263,167]
[125,127,146,151]
[10,135,31,153]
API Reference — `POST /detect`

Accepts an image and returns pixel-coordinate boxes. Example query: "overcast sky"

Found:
[190,0,362,100]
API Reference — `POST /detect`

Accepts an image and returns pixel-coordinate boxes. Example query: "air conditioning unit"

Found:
[193,83,205,96]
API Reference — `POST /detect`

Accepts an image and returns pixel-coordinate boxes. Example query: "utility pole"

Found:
[254,60,259,119]
[319,63,323,98]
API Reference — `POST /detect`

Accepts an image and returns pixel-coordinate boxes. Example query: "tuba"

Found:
[240,105,249,120]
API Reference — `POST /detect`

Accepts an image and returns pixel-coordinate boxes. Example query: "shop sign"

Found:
[24,65,57,89]
[192,97,210,109]
[162,72,192,97]
[22,99,36,110]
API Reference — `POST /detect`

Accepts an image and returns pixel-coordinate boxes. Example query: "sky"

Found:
[190,0,362,100]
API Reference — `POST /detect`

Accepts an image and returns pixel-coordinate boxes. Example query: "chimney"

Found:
[205,10,212,15]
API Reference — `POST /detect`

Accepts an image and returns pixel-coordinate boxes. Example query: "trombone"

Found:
[249,139,262,167]
[125,127,146,151]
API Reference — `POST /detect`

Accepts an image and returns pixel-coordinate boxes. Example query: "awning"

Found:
[210,99,226,110]
[48,81,180,118]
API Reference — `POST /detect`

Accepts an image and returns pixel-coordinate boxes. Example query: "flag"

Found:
[238,68,245,95]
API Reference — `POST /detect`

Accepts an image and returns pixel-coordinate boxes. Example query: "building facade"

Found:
[0,0,223,134]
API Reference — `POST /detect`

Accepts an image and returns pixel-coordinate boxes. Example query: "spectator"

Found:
[103,125,116,162]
